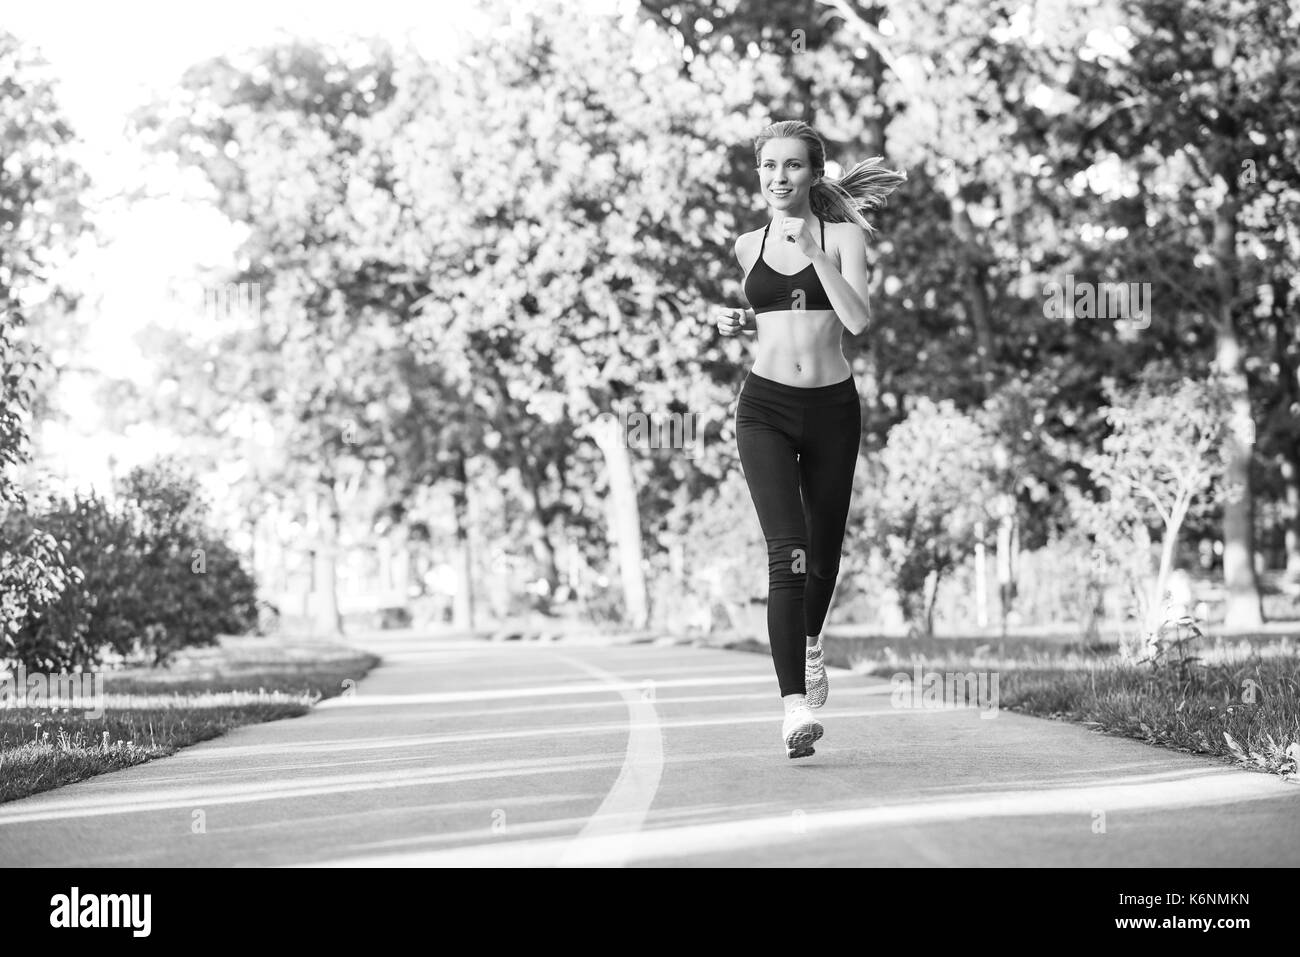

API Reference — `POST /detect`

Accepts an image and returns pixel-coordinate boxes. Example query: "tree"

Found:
[1080,369,1230,658]
[1064,0,1300,625]
[0,313,79,649]
[0,30,91,649]
[861,397,993,636]
[976,374,1076,633]
[389,0,762,627]
[131,39,410,637]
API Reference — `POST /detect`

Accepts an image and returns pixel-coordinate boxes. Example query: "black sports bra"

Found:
[742,215,833,314]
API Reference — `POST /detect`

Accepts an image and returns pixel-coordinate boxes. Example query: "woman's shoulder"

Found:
[823,217,868,252]
[822,217,862,237]
[733,226,764,265]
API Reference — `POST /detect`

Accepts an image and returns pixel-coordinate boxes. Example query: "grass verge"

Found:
[0,635,380,804]
[721,632,1300,779]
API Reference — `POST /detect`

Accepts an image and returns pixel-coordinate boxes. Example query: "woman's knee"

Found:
[766,537,808,590]
[808,551,842,581]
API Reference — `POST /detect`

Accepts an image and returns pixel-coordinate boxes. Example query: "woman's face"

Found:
[758,138,818,209]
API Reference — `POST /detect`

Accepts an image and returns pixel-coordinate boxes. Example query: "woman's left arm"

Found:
[809,224,871,336]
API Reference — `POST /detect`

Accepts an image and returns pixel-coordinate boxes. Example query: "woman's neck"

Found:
[770,202,814,222]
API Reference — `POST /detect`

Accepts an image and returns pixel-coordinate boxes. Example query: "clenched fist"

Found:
[715,307,746,337]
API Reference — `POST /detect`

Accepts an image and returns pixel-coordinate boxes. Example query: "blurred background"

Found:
[3,0,1299,668]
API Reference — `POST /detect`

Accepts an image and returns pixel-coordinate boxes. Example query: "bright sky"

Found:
[5,2,495,505]
[5,1,639,518]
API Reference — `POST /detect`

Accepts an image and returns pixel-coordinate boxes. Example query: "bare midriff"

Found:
[751,309,852,388]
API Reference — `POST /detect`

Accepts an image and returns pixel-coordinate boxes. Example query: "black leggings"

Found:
[735,370,861,697]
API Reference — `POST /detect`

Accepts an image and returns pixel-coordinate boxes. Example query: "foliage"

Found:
[0,30,93,436]
[0,30,92,645]
[1086,372,1230,531]
[0,318,78,643]
[2,459,258,671]
[62,0,1300,636]
[1073,367,1231,655]
[859,397,994,635]
[669,469,768,627]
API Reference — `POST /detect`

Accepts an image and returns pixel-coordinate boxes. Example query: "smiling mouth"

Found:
[770,188,792,196]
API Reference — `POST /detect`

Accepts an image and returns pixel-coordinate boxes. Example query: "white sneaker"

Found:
[805,644,828,709]
[781,704,823,760]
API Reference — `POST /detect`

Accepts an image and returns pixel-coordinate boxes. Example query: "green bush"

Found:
[2,492,117,670]
[115,460,258,664]
[857,398,995,636]
[1,459,259,671]
[1,317,79,645]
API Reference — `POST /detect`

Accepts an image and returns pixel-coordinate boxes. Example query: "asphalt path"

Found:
[2,629,1297,867]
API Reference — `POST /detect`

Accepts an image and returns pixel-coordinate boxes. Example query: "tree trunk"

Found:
[1272,274,1300,578]
[950,204,995,393]
[520,464,559,613]
[1268,270,1300,574]
[857,3,888,154]
[924,568,941,637]
[450,451,475,631]
[995,503,1015,637]
[1212,195,1263,627]
[1146,515,1182,648]
[310,479,343,638]
[1282,456,1300,578]
[591,414,649,629]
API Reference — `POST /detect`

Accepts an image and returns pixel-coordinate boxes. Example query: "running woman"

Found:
[715,120,906,759]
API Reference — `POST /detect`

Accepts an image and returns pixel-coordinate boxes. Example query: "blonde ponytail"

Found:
[811,157,908,237]
[754,121,907,237]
